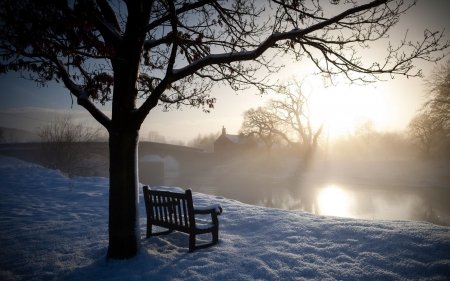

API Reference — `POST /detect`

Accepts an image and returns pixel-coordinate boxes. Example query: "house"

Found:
[214,126,258,156]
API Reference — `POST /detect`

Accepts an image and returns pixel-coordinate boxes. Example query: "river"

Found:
[164,171,450,227]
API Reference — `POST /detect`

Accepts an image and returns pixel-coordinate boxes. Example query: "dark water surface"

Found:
[164,171,450,227]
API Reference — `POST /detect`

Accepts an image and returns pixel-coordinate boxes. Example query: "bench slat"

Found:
[182,197,188,227]
[155,195,160,221]
[163,196,169,223]
[177,199,182,227]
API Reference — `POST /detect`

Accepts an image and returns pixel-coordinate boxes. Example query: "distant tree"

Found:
[331,134,357,160]
[424,60,450,133]
[188,131,220,152]
[36,114,104,177]
[240,106,280,158]
[330,128,412,161]
[0,127,4,143]
[354,118,377,142]
[352,117,379,159]
[146,131,167,143]
[1,0,448,259]
[269,77,324,168]
[407,112,445,159]
[422,60,450,156]
[5,130,19,143]
[376,131,410,160]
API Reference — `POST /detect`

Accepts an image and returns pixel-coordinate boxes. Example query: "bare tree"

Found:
[407,112,445,159]
[146,131,167,143]
[269,77,324,167]
[352,117,379,159]
[354,118,377,141]
[0,127,4,143]
[424,60,450,137]
[5,130,19,143]
[188,131,220,152]
[36,114,104,177]
[377,130,410,160]
[240,106,280,158]
[1,0,448,259]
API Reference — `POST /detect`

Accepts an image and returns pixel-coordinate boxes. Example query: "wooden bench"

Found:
[143,186,223,252]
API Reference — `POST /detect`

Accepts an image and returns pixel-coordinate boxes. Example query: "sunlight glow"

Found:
[317,185,350,217]
[305,76,390,138]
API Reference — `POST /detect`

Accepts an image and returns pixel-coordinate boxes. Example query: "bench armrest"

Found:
[194,204,223,215]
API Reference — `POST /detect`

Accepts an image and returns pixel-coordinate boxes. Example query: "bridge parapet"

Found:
[0,141,216,174]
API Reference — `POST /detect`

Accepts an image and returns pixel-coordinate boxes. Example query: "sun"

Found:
[317,185,350,217]
[306,77,390,138]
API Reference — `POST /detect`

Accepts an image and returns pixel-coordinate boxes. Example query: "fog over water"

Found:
[163,159,450,227]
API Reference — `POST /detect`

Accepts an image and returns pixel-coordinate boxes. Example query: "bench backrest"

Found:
[143,186,196,232]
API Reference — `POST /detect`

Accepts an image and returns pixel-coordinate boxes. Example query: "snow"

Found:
[194,204,223,214]
[0,155,449,280]
[151,185,185,193]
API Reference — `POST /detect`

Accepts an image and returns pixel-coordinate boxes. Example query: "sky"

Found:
[0,0,449,143]
[0,154,449,280]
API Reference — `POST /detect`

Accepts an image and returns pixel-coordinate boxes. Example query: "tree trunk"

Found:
[106,45,144,259]
[301,145,314,171]
[107,127,141,259]
[105,1,151,258]
[106,64,142,259]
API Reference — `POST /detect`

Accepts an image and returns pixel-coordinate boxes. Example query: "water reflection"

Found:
[316,185,350,217]
[165,172,450,227]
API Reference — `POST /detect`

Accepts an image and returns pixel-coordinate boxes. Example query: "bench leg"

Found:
[147,223,152,238]
[212,213,219,244]
[147,224,173,238]
[189,234,196,253]
[212,222,219,244]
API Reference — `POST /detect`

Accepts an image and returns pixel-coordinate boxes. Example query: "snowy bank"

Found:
[0,155,449,280]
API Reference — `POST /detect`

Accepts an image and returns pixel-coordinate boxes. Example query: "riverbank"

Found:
[1,155,449,280]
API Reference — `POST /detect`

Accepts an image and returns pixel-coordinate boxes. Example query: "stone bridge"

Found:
[0,141,216,174]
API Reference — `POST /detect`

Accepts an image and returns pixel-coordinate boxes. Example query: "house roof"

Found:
[214,126,257,147]
[225,134,247,144]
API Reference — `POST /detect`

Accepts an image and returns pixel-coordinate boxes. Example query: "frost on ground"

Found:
[0,155,449,280]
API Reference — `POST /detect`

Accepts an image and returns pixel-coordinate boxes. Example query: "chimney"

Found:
[222,126,226,135]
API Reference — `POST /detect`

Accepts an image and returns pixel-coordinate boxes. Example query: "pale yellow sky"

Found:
[0,0,449,143]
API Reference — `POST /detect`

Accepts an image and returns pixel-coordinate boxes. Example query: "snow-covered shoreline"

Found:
[0,155,449,280]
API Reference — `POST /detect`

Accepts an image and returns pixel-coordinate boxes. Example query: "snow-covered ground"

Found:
[0,155,449,280]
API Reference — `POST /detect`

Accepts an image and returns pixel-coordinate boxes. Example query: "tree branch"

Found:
[171,0,390,81]
[97,0,122,33]
[142,0,215,36]
[53,56,111,130]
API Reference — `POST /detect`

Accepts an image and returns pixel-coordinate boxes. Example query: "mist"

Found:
[1,121,449,228]
[139,129,450,227]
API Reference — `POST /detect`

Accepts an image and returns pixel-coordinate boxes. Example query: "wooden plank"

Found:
[182,198,188,227]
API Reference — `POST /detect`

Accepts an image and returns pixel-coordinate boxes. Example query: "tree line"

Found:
[144,130,220,152]
[408,60,450,160]
[144,59,450,164]
[239,60,450,163]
